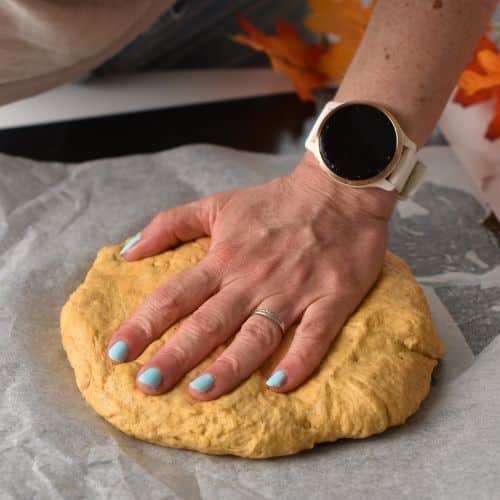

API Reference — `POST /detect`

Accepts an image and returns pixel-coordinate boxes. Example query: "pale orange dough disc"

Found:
[61,238,444,458]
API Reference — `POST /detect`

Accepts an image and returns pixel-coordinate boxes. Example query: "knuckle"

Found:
[193,199,208,220]
[343,273,362,295]
[253,225,273,240]
[211,240,241,265]
[299,328,330,346]
[151,282,184,311]
[181,327,208,349]
[249,259,278,282]
[349,274,364,296]
[240,322,279,351]
[289,327,333,367]
[216,355,242,376]
[329,267,361,295]
[196,264,216,288]
[164,344,189,370]
[287,262,313,289]
[187,309,226,339]
[151,210,170,228]
[288,343,319,367]
[127,313,156,342]
[329,269,348,290]
[173,203,194,224]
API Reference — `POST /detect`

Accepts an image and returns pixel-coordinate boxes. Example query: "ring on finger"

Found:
[251,307,285,335]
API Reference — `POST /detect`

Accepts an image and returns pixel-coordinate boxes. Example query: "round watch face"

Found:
[318,103,398,182]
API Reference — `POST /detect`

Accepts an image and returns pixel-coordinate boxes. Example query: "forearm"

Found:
[335,0,497,148]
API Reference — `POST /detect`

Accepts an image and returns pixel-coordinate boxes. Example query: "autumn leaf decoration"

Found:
[231,0,375,101]
[454,36,500,140]
[307,0,375,82]
[231,16,329,101]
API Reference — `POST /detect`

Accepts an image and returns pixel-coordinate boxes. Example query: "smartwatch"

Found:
[305,100,426,198]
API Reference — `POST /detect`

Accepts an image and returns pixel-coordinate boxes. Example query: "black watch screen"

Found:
[318,103,398,182]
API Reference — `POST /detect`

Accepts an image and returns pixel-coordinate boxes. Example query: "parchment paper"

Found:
[0,144,498,499]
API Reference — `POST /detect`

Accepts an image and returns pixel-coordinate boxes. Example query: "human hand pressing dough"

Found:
[107,152,397,400]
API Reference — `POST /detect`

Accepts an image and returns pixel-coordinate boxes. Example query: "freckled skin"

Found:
[336,0,497,148]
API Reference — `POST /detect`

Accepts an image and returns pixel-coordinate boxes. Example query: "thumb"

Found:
[121,196,216,260]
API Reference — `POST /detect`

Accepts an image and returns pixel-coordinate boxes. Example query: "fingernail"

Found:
[266,370,286,388]
[189,373,215,393]
[108,340,128,363]
[120,232,141,255]
[138,367,163,389]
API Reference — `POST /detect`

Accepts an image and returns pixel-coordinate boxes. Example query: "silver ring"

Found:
[252,308,285,335]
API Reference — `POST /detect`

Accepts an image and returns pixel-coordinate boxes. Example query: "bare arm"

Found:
[336,0,498,148]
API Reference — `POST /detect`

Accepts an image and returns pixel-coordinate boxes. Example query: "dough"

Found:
[60,238,444,458]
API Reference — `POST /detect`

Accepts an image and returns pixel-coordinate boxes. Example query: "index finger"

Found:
[106,259,221,363]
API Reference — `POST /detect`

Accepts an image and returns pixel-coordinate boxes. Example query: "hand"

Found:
[107,151,396,400]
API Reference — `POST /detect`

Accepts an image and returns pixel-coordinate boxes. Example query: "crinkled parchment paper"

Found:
[0,144,499,499]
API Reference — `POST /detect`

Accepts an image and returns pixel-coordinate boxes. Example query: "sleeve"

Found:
[0,0,174,106]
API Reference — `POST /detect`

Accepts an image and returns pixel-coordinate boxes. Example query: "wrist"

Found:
[292,151,397,222]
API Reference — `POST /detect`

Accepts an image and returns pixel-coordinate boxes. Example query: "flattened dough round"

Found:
[61,238,443,458]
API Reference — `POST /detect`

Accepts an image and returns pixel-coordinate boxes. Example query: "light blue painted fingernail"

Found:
[189,373,215,393]
[138,367,163,389]
[108,340,128,363]
[266,370,286,388]
[120,232,141,255]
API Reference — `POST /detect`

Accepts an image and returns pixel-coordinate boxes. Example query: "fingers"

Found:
[107,259,221,363]
[121,198,212,260]
[187,296,298,401]
[265,296,352,393]
[135,284,256,395]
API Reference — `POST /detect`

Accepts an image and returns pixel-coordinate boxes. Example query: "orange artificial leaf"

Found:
[477,47,500,74]
[455,36,500,140]
[231,16,329,101]
[454,36,497,106]
[454,82,495,106]
[460,59,500,97]
[461,35,497,74]
[306,0,376,82]
[485,91,500,140]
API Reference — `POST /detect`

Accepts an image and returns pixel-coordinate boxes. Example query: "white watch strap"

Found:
[400,161,426,197]
[305,100,426,198]
[386,146,426,199]
[305,101,341,152]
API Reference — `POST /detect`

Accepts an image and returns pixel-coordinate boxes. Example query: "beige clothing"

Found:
[0,0,174,106]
